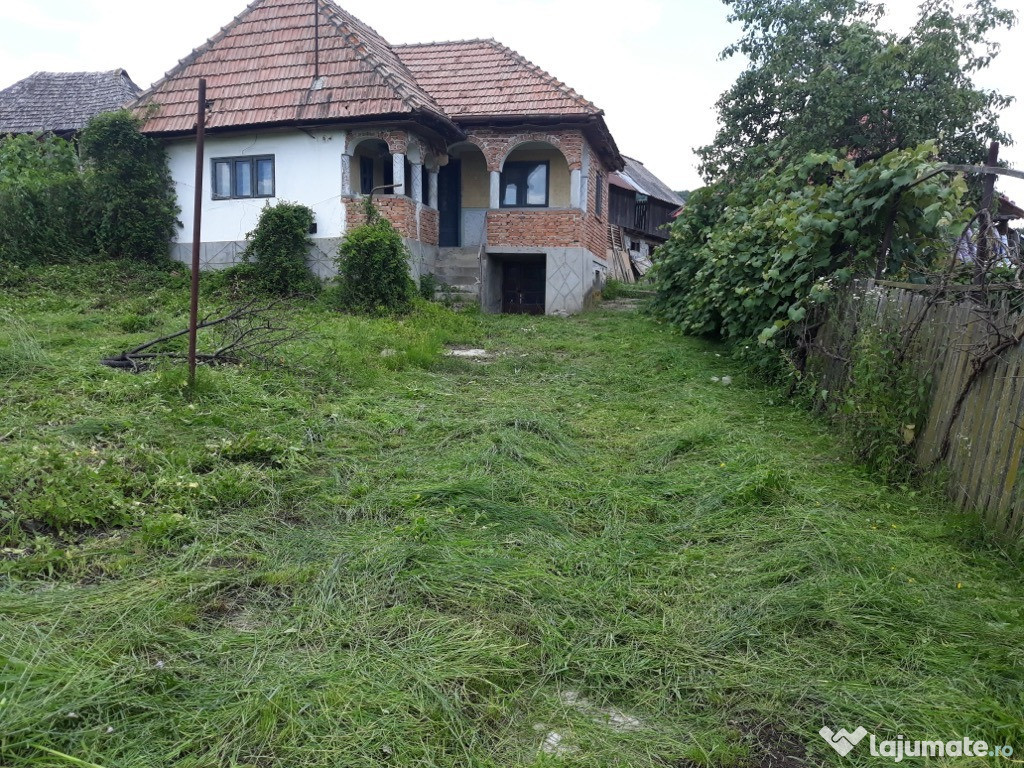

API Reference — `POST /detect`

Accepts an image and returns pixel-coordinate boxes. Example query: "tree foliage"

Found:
[651,143,969,345]
[333,205,415,314]
[0,133,89,264]
[79,110,180,260]
[241,202,318,294]
[699,0,1016,181]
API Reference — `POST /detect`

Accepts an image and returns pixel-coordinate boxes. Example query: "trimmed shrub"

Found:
[0,133,90,265]
[79,110,179,260]
[333,206,415,314]
[241,202,318,294]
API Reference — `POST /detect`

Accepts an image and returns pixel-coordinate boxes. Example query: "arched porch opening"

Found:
[351,138,393,196]
[439,141,489,248]
[499,141,572,209]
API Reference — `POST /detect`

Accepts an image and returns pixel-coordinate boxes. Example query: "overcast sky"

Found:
[1,0,1022,193]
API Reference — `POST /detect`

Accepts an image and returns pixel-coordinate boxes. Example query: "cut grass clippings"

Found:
[1,262,1022,767]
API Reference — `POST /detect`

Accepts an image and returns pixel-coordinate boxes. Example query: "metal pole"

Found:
[313,0,320,81]
[187,78,207,389]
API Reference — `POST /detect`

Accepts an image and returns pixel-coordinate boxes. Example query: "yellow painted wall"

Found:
[460,152,490,208]
[459,147,572,208]
[505,147,571,207]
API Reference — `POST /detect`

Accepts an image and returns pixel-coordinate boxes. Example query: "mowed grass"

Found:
[1,262,1023,768]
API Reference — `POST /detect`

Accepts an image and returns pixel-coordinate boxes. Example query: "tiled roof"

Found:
[133,0,455,135]
[612,156,684,207]
[0,70,141,135]
[394,39,601,119]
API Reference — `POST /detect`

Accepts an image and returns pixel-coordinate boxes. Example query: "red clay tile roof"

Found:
[394,39,602,119]
[133,0,455,135]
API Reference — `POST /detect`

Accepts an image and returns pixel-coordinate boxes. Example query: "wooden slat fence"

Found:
[811,279,1024,550]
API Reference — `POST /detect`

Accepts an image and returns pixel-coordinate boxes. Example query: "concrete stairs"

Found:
[434,247,482,299]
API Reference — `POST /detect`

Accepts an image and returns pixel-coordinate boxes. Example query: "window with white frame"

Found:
[212,155,275,200]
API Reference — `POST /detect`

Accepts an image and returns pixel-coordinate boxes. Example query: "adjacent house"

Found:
[608,156,686,275]
[131,0,675,314]
[0,70,141,137]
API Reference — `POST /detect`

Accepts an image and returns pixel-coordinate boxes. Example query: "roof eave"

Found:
[139,110,463,143]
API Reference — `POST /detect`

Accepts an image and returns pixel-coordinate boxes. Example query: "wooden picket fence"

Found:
[811,280,1024,550]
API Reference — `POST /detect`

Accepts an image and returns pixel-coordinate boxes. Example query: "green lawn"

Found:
[1,263,1022,767]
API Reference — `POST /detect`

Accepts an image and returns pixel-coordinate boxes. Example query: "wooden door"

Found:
[501,260,546,314]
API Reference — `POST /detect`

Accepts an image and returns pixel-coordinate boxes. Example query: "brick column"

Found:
[489,170,501,209]
[570,168,582,209]
[392,153,406,196]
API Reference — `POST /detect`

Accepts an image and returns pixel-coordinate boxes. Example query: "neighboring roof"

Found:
[0,70,141,135]
[611,156,685,207]
[393,39,600,119]
[133,0,458,137]
[998,194,1024,221]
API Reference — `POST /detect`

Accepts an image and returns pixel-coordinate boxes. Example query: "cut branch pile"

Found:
[101,299,301,371]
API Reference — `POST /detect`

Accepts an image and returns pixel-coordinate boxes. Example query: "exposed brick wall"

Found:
[465,128,585,172]
[345,195,438,245]
[486,210,585,248]
[583,142,611,261]
[347,128,408,155]
[419,206,439,246]
[346,195,417,238]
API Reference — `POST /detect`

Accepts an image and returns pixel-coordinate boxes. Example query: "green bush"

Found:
[241,202,318,294]
[651,143,969,347]
[418,272,439,301]
[0,133,90,265]
[79,110,180,260]
[333,205,415,314]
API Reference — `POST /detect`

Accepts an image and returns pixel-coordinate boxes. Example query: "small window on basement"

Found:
[212,155,275,200]
[500,161,549,208]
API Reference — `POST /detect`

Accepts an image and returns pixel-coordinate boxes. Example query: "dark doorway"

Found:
[501,258,546,314]
[438,159,461,247]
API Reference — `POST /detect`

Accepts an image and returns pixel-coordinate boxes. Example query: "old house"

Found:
[132,0,675,314]
[0,70,141,138]
[608,156,685,276]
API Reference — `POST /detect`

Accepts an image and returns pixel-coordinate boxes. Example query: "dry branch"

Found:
[101,300,301,371]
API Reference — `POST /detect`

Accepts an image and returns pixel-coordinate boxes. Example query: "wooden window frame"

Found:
[211,155,275,200]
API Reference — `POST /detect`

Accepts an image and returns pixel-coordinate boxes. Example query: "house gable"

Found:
[132,0,458,137]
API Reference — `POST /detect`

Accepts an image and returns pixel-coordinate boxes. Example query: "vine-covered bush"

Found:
[0,133,90,264]
[241,202,318,294]
[333,204,415,314]
[651,143,969,347]
[79,110,179,260]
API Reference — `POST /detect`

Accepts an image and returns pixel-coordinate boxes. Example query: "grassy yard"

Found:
[1,263,1023,768]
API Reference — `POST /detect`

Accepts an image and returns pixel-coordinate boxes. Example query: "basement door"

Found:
[501,258,546,315]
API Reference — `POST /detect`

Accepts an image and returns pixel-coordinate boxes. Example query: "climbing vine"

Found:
[651,143,970,349]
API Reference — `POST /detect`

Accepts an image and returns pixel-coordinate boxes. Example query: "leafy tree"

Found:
[699,0,1016,181]
[652,143,969,344]
[79,110,179,260]
[241,202,318,294]
[0,133,89,264]
[333,203,415,314]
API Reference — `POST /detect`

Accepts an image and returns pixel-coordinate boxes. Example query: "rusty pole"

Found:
[187,78,207,389]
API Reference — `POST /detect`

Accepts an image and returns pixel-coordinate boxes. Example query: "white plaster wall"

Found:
[167,128,347,245]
